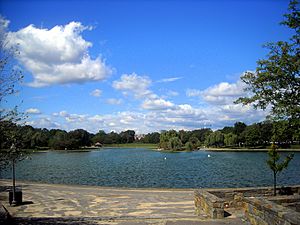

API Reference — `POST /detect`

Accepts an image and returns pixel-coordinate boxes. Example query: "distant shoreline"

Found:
[30,145,300,153]
[200,147,300,152]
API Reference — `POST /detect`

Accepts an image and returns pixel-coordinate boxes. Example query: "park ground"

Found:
[0,180,248,225]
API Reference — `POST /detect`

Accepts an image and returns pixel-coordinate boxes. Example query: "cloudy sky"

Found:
[1,0,292,134]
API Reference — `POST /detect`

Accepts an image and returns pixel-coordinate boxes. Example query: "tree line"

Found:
[1,119,299,151]
[159,120,299,151]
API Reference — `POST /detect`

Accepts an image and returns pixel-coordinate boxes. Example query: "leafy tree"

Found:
[159,130,178,149]
[235,0,299,127]
[0,125,31,205]
[92,130,107,144]
[191,128,212,144]
[168,137,182,151]
[267,144,294,196]
[120,130,135,143]
[220,126,234,135]
[68,129,91,148]
[243,124,262,147]
[104,131,121,144]
[178,130,191,144]
[185,141,193,151]
[31,128,50,148]
[48,130,70,150]
[224,133,238,147]
[142,132,160,144]
[0,16,29,205]
[205,131,224,147]
[188,136,200,149]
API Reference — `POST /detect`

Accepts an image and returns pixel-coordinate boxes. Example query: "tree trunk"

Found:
[12,159,16,205]
[273,171,277,196]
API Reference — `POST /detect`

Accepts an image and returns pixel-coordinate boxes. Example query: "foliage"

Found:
[224,133,238,147]
[205,131,224,147]
[0,122,31,168]
[267,143,294,195]
[141,132,160,144]
[235,0,299,126]
[119,130,135,143]
[185,141,193,151]
[0,16,27,170]
[168,137,182,151]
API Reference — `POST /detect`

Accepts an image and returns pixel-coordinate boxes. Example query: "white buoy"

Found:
[207,154,211,158]
[164,157,167,160]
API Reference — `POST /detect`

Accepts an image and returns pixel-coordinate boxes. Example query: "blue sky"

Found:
[0,0,292,134]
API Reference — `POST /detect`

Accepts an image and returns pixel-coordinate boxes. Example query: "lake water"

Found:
[1,148,299,188]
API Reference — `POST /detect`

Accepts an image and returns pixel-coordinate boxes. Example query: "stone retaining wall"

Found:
[243,196,300,225]
[194,190,225,219]
[194,186,300,223]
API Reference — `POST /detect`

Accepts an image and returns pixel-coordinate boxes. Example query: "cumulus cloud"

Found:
[201,81,246,105]
[186,80,247,105]
[26,108,41,114]
[6,21,112,87]
[112,73,156,99]
[26,117,60,129]
[141,98,175,110]
[90,89,102,97]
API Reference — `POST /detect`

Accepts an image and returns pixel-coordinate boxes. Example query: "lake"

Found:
[1,148,299,188]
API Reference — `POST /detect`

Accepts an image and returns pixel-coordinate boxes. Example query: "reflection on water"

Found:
[1,148,299,188]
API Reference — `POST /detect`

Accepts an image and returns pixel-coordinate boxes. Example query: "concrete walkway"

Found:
[0,180,248,225]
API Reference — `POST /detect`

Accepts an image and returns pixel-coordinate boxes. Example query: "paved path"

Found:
[0,180,248,225]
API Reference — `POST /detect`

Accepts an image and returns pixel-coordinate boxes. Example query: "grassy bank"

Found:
[104,143,158,149]
[202,147,300,152]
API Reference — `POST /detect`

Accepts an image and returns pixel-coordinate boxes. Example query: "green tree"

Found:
[0,16,29,205]
[188,136,200,149]
[159,130,178,150]
[48,130,70,150]
[224,133,238,147]
[120,130,135,143]
[185,141,193,151]
[168,137,182,151]
[68,129,91,149]
[92,130,107,144]
[243,124,262,147]
[205,131,224,147]
[235,0,299,126]
[267,144,294,196]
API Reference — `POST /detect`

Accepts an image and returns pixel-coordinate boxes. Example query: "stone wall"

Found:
[194,186,300,223]
[194,190,225,219]
[243,197,300,225]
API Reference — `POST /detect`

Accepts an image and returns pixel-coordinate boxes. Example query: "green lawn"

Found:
[104,143,158,149]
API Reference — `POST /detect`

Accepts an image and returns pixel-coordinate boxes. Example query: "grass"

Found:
[104,143,158,149]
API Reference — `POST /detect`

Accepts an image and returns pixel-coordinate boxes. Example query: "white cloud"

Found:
[6,21,112,87]
[158,77,183,83]
[186,80,247,105]
[186,89,202,97]
[26,117,60,129]
[112,73,156,99]
[106,98,122,105]
[90,89,102,97]
[201,81,246,105]
[26,108,41,114]
[141,98,175,110]
[28,100,268,134]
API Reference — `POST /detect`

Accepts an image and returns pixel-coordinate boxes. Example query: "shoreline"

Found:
[2,179,300,191]
[200,148,300,152]
[32,147,300,153]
